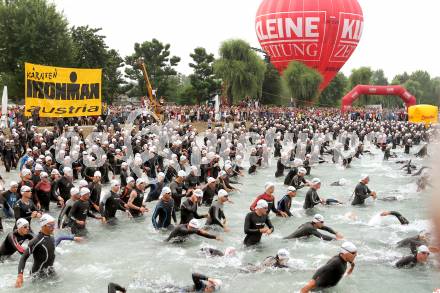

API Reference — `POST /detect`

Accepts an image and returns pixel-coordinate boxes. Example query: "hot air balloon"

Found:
[255,0,364,90]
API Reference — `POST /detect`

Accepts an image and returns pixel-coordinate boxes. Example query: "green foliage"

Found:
[282,61,322,106]
[348,67,372,105]
[261,63,282,105]
[392,72,410,85]
[318,72,348,106]
[125,39,181,98]
[0,0,73,100]
[70,26,124,102]
[189,47,220,104]
[213,39,266,104]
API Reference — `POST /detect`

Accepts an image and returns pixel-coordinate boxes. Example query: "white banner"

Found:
[1,86,7,128]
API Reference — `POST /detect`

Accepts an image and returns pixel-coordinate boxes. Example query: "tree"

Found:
[282,61,322,106]
[70,26,124,103]
[318,72,348,106]
[261,63,282,105]
[349,67,373,105]
[392,72,410,85]
[125,39,180,99]
[189,47,220,104]
[370,69,389,106]
[213,39,266,104]
[0,0,73,100]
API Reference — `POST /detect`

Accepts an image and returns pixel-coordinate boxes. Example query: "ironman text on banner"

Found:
[25,62,102,117]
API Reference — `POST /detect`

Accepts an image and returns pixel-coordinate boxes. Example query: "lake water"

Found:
[0,141,437,292]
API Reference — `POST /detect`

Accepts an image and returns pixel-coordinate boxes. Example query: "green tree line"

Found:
[0,0,439,107]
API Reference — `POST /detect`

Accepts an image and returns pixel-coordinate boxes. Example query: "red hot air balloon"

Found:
[256,0,363,90]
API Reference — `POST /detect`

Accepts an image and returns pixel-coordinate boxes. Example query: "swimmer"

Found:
[200,246,236,257]
[300,242,357,293]
[396,245,430,268]
[15,215,65,287]
[182,273,222,292]
[351,175,377,206]
[284,214,343,241]
[380,211,409,225]
[243,200,274,247]
[330,178,347,187]
[165,219,221,243]
[303,178,325,210]
[261,248,290,268]
[152,187,176,230]
[0,218,33,259]
[397,232,439,254]
[205,189,231,231]
[250,182,288,217]
[276,186,297,217]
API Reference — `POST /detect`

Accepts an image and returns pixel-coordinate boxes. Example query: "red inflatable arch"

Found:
[341,85,417,112]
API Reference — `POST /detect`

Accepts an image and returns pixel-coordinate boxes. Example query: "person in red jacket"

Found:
[250,182,288,218]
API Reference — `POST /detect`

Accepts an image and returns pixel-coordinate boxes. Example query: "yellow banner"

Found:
[25,62,102,117]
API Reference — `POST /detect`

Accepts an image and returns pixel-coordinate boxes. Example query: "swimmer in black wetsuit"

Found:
[300,242,357,293]
[351,175,377,206]
[303,178,325,210]
[261,248,290,269]
[396,245,430,268]
[0,218,33,259]
[284,214,343,241]
[15,214,79,288]
[69,187,103,236]
[200,246,236,257]
[397,232,434,254]
[205,189,231,231]
[243,199,274,247]
[380,211,409,225]
[182,273,222,292]
[100,181,129,224]
[165,219,221,243]
[180,189,208,225]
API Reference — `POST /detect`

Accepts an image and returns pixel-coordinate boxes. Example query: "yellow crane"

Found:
[136,58,164,122]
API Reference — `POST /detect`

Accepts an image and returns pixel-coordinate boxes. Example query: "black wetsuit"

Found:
[396,255,418,268]
[170,181,185,211]
[291,175,307,190]
[146,182,164,202]
[275,159,285,178]
[165,224,216,242]
[284,222,336,241]
[243,211,274,246]
[58,199,76,228]
[180,198,205,224]
[388,211,409,225]
[312,255,347,290]
[284,168,298,185]
[0,230,33,258]
[351,182,372,206]
[108,282,126,293]
[200,247,224,257]
[18,232,56,277]
[262,256,289,268]
[128,188,145,217]
[206,201,226,228]
[303,188,321,209]
[152,198,176,229]
[202,186,216,206]
[99,191,126,221]
[13,199,38,225]
[69,199,98,236]
[397,236,427,254]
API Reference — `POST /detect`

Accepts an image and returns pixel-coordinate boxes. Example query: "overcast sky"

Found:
[53,0,440,80]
